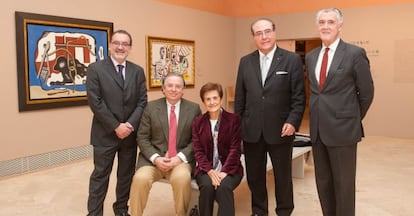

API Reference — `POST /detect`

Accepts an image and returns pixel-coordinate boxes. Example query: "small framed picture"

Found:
[146,36,195,89]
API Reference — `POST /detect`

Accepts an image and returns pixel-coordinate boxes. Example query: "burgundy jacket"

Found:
[192,109,243,177]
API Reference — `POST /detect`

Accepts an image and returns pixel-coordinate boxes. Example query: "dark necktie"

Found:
[117,64,124,86]
[319,47,329,89]
[168,105,177,157]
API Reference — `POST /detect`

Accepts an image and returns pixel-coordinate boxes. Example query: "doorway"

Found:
[277,38,322,133]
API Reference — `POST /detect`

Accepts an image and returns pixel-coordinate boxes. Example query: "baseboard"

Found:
[0,145,92,177]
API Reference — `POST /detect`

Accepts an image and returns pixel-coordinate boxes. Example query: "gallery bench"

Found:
[158,145,312,213]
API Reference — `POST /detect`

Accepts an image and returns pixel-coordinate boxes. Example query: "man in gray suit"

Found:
[305,8,374,216]
[129,72,201,216]
[86,30,147,216]
[235,18,306,216]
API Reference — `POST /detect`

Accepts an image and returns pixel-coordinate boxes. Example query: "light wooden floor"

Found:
[0,136,413,216]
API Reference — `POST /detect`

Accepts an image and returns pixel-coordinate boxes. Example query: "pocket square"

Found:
[275,71,288,75]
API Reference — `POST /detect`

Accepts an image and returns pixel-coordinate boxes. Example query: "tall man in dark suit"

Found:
[235,18,306,216]
[305,8,374,216]
[129,72,201,216]
[86,29,148,216]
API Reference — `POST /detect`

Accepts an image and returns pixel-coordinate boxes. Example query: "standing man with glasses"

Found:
[235,18,306,216]
[306,8,374,216]
[87,29,147,216]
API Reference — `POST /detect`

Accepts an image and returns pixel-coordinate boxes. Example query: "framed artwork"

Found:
[15,11,113,111]
[146,36,195,89]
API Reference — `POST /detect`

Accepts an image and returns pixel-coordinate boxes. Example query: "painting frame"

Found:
[15,11,113,112]
[146,36,195,90]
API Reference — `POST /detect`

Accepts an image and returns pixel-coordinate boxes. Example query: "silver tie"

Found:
[261,56,269,86]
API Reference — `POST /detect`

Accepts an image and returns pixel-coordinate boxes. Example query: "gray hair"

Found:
[161,72,186,88]
[316,8,343,24]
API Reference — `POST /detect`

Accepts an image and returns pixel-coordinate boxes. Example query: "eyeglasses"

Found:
[253,29,274,38]
[111,41,131,47]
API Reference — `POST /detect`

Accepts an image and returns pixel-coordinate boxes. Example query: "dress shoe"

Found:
[115,213,130,216]
[251,214,268,216]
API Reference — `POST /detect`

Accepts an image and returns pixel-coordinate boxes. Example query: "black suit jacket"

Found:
[87,58,147,147]
[235,47,306,144]
[305,40,374,146]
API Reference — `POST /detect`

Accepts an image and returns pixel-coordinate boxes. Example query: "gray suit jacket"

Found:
[136,98,201,168]
[87,58,147,147]
[305,40,374,146]
[235,47,306,144]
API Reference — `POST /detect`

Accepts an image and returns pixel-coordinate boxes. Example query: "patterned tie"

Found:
[117,64,124,86]
[212,110,222,171]
[168,105,177,157]
[261,55,270,86]
[319,48,329,89]
[212,122,221,170]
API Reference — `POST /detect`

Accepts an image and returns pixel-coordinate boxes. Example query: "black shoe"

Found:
[115,213,130,216]
[251,214,268,216]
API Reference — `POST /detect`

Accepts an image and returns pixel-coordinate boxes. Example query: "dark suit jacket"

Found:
[235,47,306,144]
[87,58,147,147]
[305,40,374,146]
[192,110,244,177]
[136,98,201,169]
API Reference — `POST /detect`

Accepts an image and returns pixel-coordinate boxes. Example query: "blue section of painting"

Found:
[26,24,108,91]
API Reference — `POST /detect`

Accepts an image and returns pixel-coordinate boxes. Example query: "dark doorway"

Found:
[296,39,321,132]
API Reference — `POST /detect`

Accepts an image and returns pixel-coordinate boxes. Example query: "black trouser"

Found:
[196,173,242,216]
[243,135,294,216]
[313,135,357,216]
[87,140,137,216]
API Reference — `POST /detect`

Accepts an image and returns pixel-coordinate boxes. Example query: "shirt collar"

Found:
[259,44,277,60]
[167,100,181,109]
[323,38,340,52]
[110,56,126,68]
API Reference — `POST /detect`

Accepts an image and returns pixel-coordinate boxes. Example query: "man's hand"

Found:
[169,156,183,167]
[154,157,173,172]
[154,156,183,172]
[281,123,296,137]
[115,123,133,139]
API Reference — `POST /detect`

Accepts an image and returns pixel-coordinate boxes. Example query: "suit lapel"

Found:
[250,51,263,86]
[156,99,169,142]
[177,100,188,145]
[200,113,213,151]
[217,111,229,144]
[123,61,133,89]
[265,49,282,84]
[308,47,321,89]
[105,59,124,89]
[325,40,345,87]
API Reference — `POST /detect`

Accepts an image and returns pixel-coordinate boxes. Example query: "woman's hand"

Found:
[207,170,221,189]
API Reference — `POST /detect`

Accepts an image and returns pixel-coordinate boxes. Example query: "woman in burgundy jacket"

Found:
[192,82,244,216]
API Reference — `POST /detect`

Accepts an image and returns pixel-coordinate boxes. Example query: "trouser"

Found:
[129,163,192,216]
